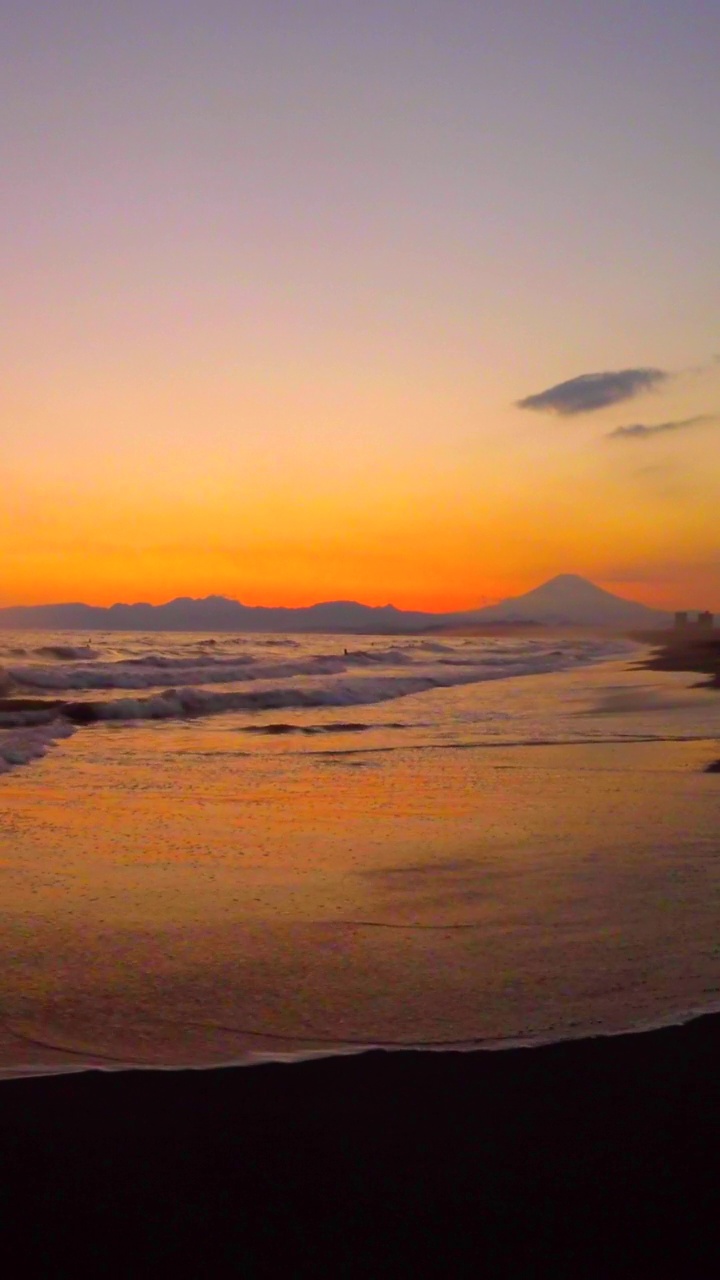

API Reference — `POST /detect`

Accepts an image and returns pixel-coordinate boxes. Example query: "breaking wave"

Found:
[69,651,614,722]
[240,721,407,736]
[61,674,456,722]
[35,644,101,661]
[0,720,76,774]
[0,630,635,771]
[6,647,417,692]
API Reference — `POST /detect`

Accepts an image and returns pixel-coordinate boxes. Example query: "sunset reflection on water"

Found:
[1,655,719,1076]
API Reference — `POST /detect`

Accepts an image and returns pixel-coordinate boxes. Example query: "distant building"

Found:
[673,610,714,632]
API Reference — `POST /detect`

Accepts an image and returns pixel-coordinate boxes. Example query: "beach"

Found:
[642,634,720,773]
[6,0,720,1268]
[3,1015,720,1274]
[1,631,719,1271]
[641,632,720,689]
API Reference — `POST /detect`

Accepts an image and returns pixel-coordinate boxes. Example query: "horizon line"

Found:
[0,574,684,617]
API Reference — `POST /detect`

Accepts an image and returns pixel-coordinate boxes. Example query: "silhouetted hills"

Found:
[0,576,672,632]
[0,596,441,632]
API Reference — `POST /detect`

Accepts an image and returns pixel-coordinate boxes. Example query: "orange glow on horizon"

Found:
[3,6,720,621]
[4,324,720,615]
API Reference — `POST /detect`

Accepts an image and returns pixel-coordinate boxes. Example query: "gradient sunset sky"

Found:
[3,1,719,610]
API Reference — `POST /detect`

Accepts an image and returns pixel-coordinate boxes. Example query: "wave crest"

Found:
[0,720,76,773]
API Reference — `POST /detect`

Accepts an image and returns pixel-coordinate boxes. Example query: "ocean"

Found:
[1,629,719,1076]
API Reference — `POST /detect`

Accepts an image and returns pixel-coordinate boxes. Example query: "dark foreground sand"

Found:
[2,1016,720,1276]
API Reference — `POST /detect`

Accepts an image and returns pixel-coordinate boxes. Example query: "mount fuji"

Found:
[470,575,671,628]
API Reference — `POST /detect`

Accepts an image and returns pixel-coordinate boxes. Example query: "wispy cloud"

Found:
[516,367,669,416]
[599,558,720,584]
[607,414,718,441]
[632,463,670,477]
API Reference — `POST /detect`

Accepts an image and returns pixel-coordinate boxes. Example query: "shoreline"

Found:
[640,631,720,769]
[3,639,720,1268]
[639,630,720,688]
[1,656,719,1085]
[3,1012,720,1270]
[7,983,720,1084]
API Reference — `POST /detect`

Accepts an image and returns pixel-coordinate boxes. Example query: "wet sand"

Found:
[1,732,720,1074]
[642,632,720,771]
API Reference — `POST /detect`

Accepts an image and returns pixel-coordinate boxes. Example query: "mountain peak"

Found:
[473,574,668,627]
[544,573,593,587]
[531,574,615,598]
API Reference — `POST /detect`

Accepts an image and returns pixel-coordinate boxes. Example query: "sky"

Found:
[2,0,719,611]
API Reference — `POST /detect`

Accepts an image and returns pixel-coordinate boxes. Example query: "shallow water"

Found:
[0,633,719,1076]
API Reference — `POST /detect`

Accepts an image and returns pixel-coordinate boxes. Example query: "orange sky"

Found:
[3,4,719,613]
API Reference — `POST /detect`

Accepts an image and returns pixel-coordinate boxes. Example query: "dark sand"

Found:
[641,631,720,689]
[3,636,720,1274]
[642,631,720,771]
[3,1017,720,1275]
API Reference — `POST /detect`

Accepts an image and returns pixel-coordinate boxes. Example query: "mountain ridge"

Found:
[471,574,672,628]
[0,576,674,631]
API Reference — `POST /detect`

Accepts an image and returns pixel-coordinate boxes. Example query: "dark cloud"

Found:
[607,414,718,441]
[516,367,669,416]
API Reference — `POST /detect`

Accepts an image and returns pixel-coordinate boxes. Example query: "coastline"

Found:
[640,630,720,688]
[2,653,720,1082]
[2,640,720,1269]
[641,630,720,769]
[3,1013,720,1271]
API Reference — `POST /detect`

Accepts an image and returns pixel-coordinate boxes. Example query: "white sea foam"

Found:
[6,639,620,694]
[0,632,635,762]
[62,650,618,722]
[0,707,64,727]
[0,719,76,773]
[6,647,420,691]
[64,674,445,720]
[10,657,335,691]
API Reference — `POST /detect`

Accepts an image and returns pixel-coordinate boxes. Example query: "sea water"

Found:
[1,630,719,1075]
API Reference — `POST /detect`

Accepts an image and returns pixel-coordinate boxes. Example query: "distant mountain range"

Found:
[0,576,673,632]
